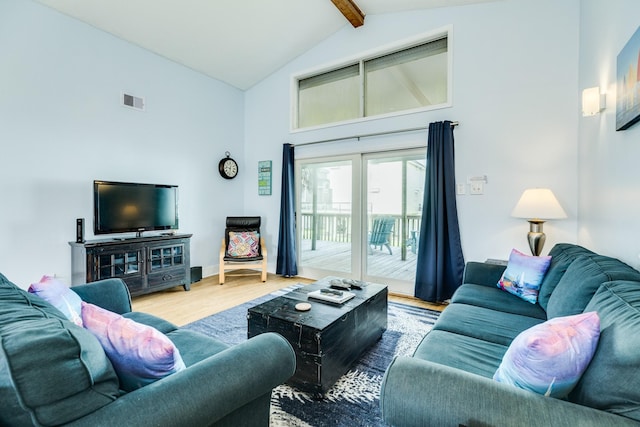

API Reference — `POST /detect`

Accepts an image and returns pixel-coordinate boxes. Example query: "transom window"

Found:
[294,31,450,130]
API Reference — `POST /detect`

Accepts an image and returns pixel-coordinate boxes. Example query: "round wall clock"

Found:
[218,151,238,179]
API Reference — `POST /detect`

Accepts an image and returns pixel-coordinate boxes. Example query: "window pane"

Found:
[365,38,448,116]
[365,154,425,292]
[299,161,352,274]
[298,64,360,128]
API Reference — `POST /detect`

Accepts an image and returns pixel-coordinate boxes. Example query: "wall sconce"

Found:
[582,86,606,116]
[511,188,567,256]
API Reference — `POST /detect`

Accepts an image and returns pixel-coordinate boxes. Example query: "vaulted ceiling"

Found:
[35,0,497,90]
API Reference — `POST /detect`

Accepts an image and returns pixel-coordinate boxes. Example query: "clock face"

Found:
[219,157,238,179]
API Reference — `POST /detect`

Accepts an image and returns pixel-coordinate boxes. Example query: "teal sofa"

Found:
[0,274,296,427]
[380,243,640,426]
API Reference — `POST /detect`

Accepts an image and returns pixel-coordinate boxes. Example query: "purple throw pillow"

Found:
[494,311,600,398]
[28,275,83,326]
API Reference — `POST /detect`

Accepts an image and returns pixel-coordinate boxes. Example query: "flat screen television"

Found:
[93,180,179,236]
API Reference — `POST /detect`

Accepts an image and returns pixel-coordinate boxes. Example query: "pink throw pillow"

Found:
[81,302,185,391]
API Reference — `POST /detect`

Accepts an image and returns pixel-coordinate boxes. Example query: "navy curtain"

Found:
[276,143,298,277]
[414,121,465,302]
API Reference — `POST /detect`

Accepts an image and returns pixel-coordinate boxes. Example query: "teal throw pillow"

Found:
[497,249,552,304]
[81,302,186,392]
[494,311,600,398]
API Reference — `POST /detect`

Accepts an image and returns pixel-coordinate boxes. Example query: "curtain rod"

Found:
[292,121,458,147]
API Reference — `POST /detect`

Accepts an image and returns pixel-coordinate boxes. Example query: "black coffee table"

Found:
[247,277,387,394]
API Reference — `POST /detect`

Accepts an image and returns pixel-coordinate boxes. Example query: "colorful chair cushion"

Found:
[227,231,260,258]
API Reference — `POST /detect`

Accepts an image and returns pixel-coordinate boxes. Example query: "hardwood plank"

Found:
[131,273,444,327]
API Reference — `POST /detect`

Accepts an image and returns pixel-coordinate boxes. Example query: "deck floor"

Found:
[300,240,417,282]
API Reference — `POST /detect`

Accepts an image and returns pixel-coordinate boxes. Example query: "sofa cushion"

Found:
[167,329,230,366]
[497,249,551,304]
[569,281,640,422]
[28,275,83,326]
[493,311,600,398]
[537,244,595,311]
[82,302,186,392]
[546,255,640,318]
[433,303,544,346]
[413,330,508,379]
[450,284,547,320]
[0,274,119,426]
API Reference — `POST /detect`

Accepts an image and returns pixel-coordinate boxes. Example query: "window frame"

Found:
[290,25,453,133]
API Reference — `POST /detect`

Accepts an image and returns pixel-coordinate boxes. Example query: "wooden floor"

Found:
[132,272,445,327]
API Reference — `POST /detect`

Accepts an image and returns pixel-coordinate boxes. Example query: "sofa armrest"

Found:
[380,357,638,427]
[71,278,132,314]
[462,261,506,287]
[66,332,296,427]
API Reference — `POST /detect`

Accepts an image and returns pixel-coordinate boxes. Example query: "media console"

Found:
[69,234,192,297]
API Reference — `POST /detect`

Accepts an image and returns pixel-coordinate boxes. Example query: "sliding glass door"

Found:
[363,151,425,294]
[296,149,424,295]
[298,157,359,277]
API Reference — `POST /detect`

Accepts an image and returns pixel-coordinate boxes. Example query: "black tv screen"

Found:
[94,180,179,236]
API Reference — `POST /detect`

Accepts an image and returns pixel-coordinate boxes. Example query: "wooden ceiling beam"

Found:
[330,0,365,28]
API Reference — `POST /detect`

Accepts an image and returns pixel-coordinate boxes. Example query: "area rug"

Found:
[183,286,440,427]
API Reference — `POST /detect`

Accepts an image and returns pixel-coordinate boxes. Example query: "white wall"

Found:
[0,0,245,288]
[577,0,640,270]
[245,0,581,268]
[7,0,618,290]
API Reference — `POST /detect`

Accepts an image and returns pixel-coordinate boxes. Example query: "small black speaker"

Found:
[76,218,84,243]
[190,266,202,284]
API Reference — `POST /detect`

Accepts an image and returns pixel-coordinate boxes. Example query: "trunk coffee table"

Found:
[247,277,387,394]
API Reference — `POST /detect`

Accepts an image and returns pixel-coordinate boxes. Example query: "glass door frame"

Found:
[294,148,425,296]
[295,154,362,280]
[361,148,426,295]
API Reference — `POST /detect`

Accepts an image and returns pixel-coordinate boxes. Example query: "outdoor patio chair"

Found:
[219,216,267,284]
[369,217,395,255]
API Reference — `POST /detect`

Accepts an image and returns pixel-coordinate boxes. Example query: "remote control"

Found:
[342,278,366,289]
[320,288,343,296]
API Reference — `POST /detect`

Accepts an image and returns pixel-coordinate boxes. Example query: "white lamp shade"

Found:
[511,188,567,220]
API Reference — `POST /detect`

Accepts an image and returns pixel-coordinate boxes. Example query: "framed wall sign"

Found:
[258,160,272,195]
[616,25,640,131]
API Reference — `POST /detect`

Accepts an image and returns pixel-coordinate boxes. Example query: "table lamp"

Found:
[511,188,567,256]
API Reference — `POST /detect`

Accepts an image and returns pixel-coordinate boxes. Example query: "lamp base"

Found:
[527,220,546,256]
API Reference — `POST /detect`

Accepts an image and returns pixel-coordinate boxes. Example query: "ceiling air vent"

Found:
[122,92,145,111]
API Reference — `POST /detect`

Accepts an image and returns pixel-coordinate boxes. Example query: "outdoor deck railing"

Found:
[300,213,421,248]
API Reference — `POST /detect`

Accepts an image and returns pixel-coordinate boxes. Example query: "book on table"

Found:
[308,289,356,305]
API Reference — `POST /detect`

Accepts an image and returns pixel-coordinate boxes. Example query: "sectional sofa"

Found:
[380,243,640,426]
[0,274,296,426]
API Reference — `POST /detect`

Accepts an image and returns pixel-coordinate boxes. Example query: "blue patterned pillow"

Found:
[494,311,600,398]
[227,231,260,257]
[497,249,552,304]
